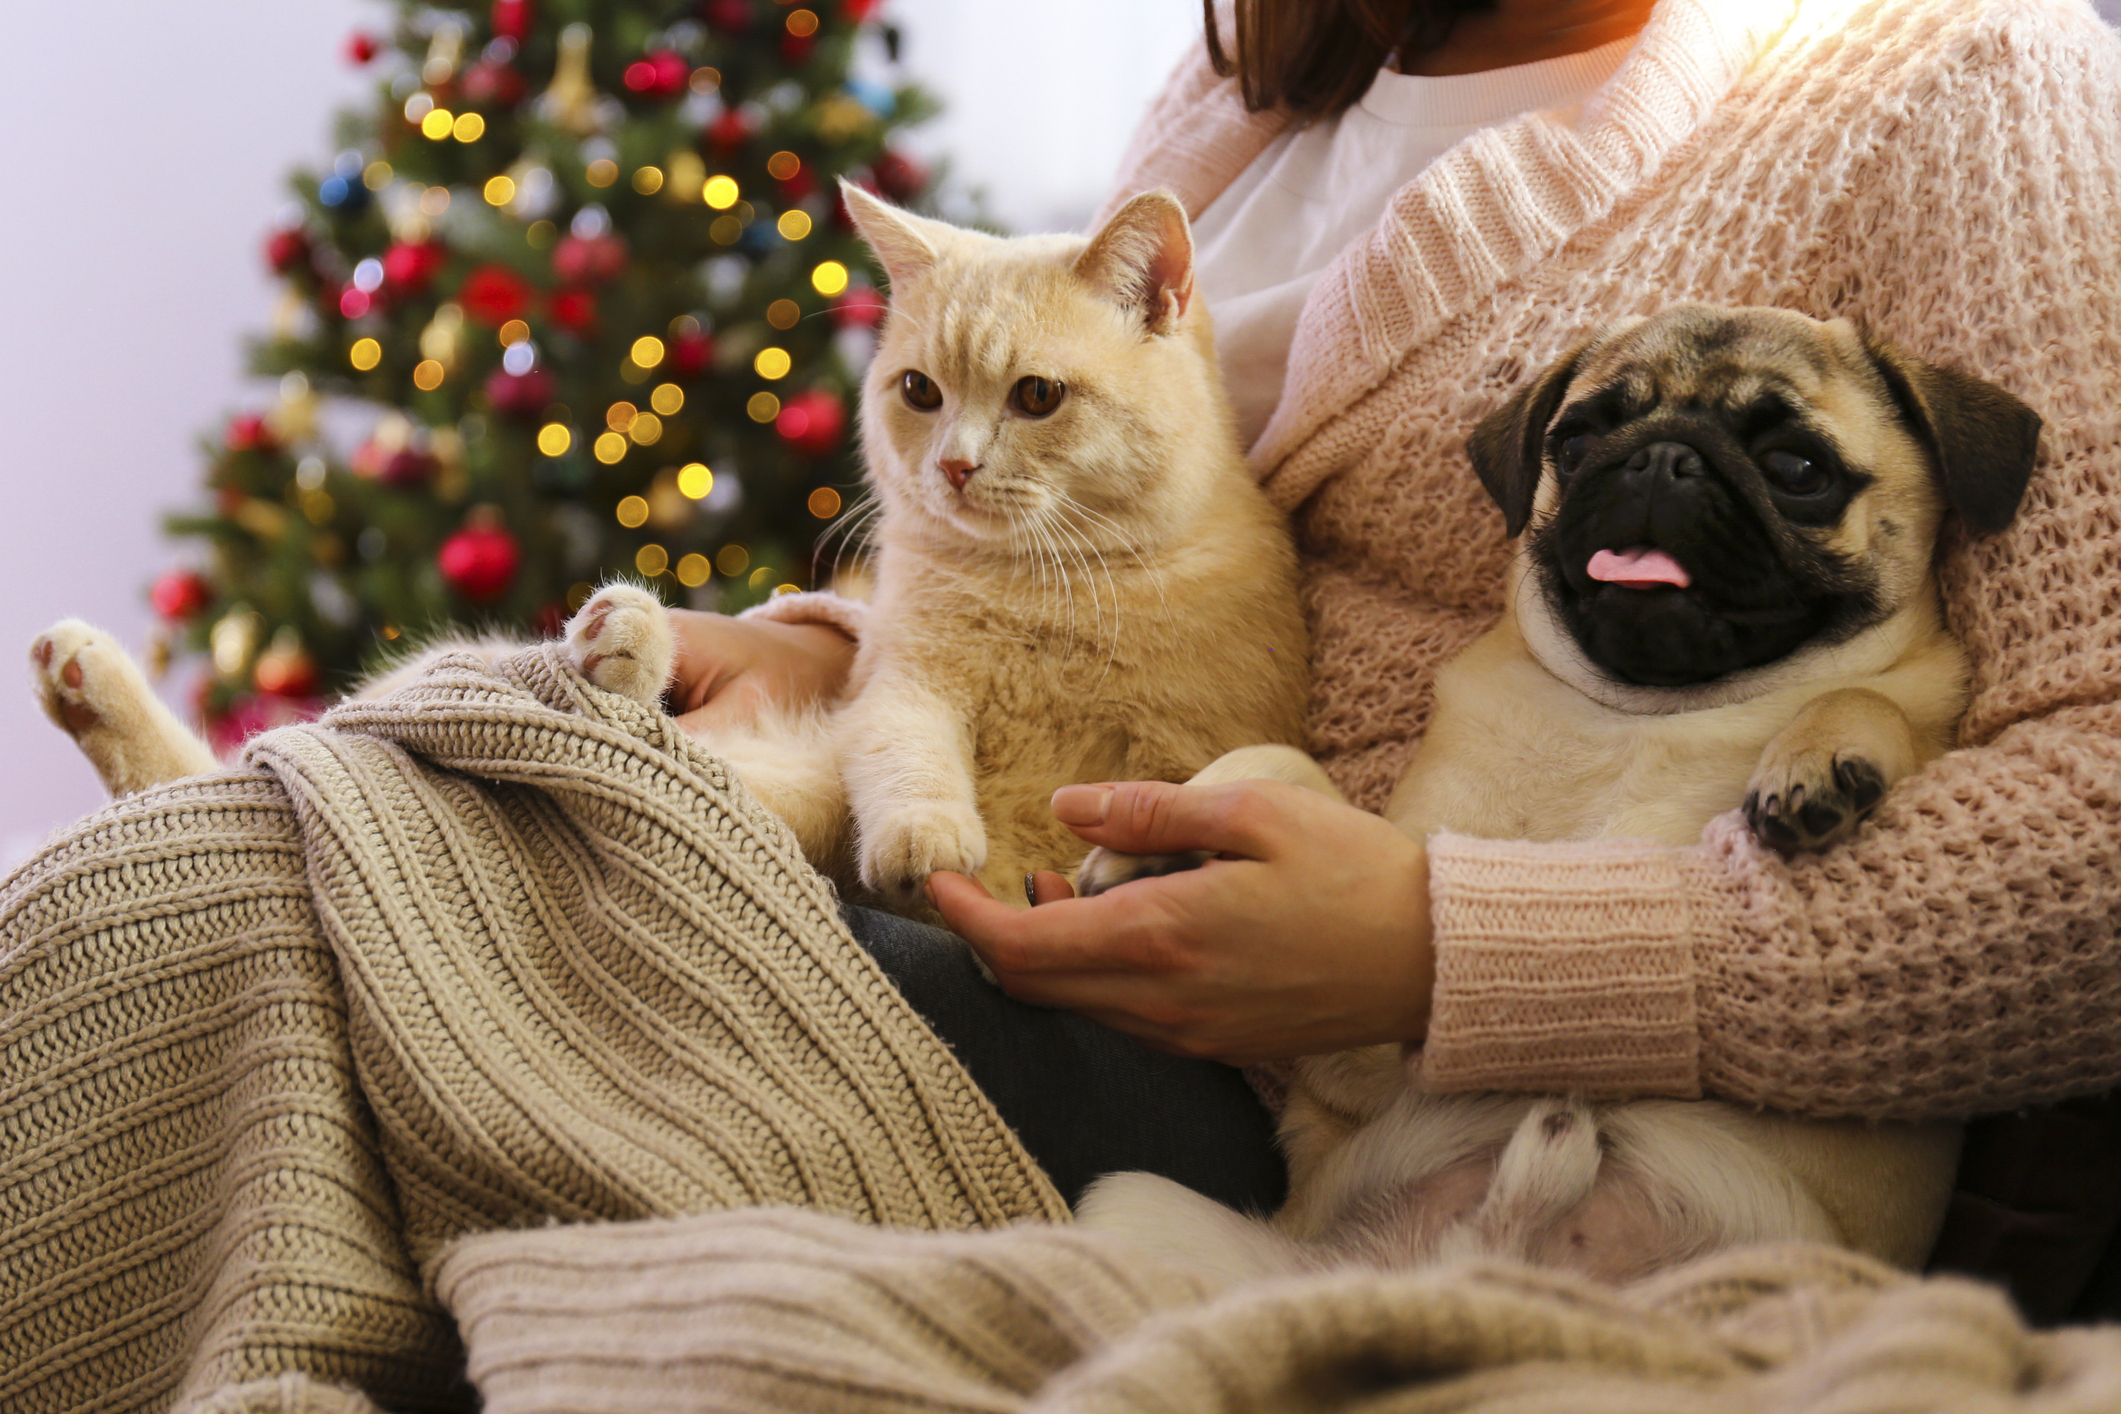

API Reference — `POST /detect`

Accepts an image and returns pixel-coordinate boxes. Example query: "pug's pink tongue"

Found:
[1587,547,1691,589]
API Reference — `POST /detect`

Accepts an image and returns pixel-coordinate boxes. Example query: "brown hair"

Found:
[1203,1,1494,118]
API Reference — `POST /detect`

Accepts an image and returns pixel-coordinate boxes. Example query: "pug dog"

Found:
[1073,305,2041,1291]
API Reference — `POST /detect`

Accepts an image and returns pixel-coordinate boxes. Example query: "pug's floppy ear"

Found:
[1466,339,1593,538]
[839,178,943,293]
[1075,190,1195,336]
[1863,336,2041,534]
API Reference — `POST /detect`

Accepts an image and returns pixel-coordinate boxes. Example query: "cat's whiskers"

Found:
[1053,490,1172,629]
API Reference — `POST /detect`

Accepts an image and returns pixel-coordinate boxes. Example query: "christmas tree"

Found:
[155,0,936,749]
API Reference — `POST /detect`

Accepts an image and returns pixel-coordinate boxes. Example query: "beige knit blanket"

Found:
[9,646,2121,1414]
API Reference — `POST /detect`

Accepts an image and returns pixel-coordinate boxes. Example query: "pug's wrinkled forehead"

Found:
[1563,306,1879,425]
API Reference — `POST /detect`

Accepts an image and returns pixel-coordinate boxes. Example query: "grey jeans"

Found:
[843,905,1287,1212]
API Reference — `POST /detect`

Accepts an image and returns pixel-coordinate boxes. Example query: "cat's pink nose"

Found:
[939,458,978,491]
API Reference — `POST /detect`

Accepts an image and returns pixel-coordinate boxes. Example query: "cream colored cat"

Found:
[33,187,1310,916]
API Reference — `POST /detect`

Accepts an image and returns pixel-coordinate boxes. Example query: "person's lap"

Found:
[843,905,1286,1212]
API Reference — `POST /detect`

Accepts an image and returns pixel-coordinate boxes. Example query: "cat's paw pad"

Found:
[1744,750,1887,854]
[31,620,144,738]
[564,583,673,710]
[859,801,987,904]
[1074,845,1215,897]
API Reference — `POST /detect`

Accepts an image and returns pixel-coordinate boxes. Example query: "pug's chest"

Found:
[1386,636,1785,848]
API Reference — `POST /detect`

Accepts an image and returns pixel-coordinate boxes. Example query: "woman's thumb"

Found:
[1050,780,1277,858]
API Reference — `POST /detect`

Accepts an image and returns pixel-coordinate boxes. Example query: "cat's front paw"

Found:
[1075,845,1214,897]
[859,801,987,905]
[31,619,218,795]
[1744,748,1887,854]
[564,583,673,711]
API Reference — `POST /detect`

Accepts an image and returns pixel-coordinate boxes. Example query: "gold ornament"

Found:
[537,24,602,136]
[815,93,875,142]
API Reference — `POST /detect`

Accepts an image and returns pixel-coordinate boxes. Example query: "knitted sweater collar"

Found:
[1105,1,1799,493]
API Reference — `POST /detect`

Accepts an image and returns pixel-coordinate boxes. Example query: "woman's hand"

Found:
[664,610,856,735]
[927,779,1434,1064]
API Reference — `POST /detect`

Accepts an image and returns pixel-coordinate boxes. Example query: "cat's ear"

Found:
[1075,190,1195,337]
[839,179,942,292]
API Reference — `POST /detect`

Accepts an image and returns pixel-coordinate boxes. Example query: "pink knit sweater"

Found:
[1087,0,2121,1120]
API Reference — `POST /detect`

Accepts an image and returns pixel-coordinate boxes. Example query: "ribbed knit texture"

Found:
[0,644,1065,1414]
[1101,0,2121,1118]
[436,1209,2121,1413]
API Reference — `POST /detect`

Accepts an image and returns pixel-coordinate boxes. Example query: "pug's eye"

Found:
[1556,433,1594,475]
[1763,449,1828,495]
[1010,376,1065,418]
[901,370,942,411]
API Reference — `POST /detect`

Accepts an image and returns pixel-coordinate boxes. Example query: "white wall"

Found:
[0,1,1201,867]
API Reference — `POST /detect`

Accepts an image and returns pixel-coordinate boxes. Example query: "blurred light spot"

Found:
[586,159,618,187]
[632,166,664,195]
[635,543,669,577]
[767,151,802,180]
[403,93,435,124]
[350,338,383,371]
[502,341,537,375]
[777,210,813,241]
[709,215,742,245]
[340,287,373,319]
[717,544,750,576]
[746,392,780,422]
[527,220,556,249]
[363,160,393,190]
[353,258,385,292]
[774,583,799,596]
[749,566,774,589]
[421,109,455,140]
[605,401,638,433]
[413,359,446,391]
[296,456,328,491]
[678,463,712,498]
[595,431,629,464]
[453,112,486,142]
[786,9,819,37]
[690,67,722,95]
[631,335,665,368]
[767,299,800,329]
[616,495,650,528]
[483,174,516,205]
[811,261,849,296]
[498,319,530,348]
[676,552,711,587]
[703,176,740,209]
[537,423,572,456]
[754,347,791,380]
[419,185,452,216]
[629,412,663,445]
[650,383,684,415]
[566,581,593,610]
[807,486,842,518]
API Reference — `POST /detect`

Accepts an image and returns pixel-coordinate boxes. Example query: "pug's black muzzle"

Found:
[1530,415,1877,688]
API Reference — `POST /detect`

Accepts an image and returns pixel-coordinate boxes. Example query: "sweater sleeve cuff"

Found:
[1416,832,1746,1099]
[737,590,868,641]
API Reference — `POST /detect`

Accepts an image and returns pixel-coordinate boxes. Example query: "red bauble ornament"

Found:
[623,49,690,98]
[345,31,380,64]
[265,227,311,276]
[205,691,326,757]
[439,520,521,602]
[830,286,887,328]
[702,0,752,34]
[463,57,529,108]
[381,448,437,489]
[226,414,277,453]
[383,239,448,295]
[774,388,846,457]
[532,603,567,638]
[873,150,927,202]
[492,0,534,42]
[484,366,555,418]
[151,570,213,622]
[841,0,880,19]
[706,108,753,155]
[458,263,534,324]
[666,330,714,379]
[550,232,627,286]
[253,645,319,698]
[548,288,598,334]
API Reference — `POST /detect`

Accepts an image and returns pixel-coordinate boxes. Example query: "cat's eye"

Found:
[1762,449,1828,495]
[1010,376,1066,418]
[900,370,942,411]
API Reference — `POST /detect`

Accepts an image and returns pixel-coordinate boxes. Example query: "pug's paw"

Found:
[1744,751,1888,854]
[564,583,673,711]
[1074,845,1215,898]
[859,800,987,904]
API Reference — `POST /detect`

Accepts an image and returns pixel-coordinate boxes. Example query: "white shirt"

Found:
[1192,39,1634,446]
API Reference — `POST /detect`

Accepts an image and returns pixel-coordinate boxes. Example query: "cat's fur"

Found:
[693,185,1310,909]
[33,188,1310,918]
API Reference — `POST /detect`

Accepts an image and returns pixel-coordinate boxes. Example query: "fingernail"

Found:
[1024,873,1039,907]
[1052,785,1111,827]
